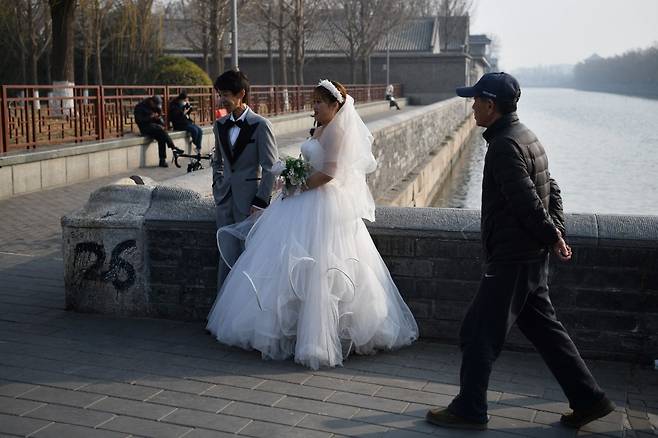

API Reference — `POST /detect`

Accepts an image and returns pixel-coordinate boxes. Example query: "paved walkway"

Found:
[0,121,657,437]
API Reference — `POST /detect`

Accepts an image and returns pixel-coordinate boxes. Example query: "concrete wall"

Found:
[62,193,658,364]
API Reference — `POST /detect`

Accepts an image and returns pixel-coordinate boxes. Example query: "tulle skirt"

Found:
[206,181,419,370]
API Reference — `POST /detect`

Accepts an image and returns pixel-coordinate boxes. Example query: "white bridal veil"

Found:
[312,94,377,222]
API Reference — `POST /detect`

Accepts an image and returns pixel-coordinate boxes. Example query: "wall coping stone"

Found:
[369,206,658,248]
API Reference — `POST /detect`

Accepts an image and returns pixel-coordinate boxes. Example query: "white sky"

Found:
[470,0,658,70]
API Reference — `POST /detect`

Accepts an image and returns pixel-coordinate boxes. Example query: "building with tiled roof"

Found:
[163,14,493,104]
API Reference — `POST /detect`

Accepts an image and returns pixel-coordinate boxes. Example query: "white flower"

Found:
[272,160,286,175]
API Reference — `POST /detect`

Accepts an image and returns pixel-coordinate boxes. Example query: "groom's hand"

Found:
[250,205,263,215]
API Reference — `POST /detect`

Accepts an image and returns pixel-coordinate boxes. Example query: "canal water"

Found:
[432,88,658,215]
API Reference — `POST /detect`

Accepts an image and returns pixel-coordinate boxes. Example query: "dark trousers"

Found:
[448,255,605,423]
[183,123,203,149]
[138,123,176,159]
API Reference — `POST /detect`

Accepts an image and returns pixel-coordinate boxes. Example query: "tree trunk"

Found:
[210,0,220,77]
[277,2,287,85]
[95,30,103,84]
[49,0,77,83]
[267,0,274,85]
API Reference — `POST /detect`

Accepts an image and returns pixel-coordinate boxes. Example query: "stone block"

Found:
[101,416,191,438]
[147,391,231,413]
[220,401,306,426]
[575,289,646,312]
[108,148,128,174]
[89,150,109,178]
[32,423,127,438]
[274,396,359,419]
[414,278,478,301]
[28,403,114,427]
[127,145,141,169]
[89,396,176,420]
[66,154,90,183]
[371,235,415,256]
[416,238,482,259]
[143,140,160,167]
[432,257,482,281]
[12,161,41,194]
[161,408,250,433]
[254,380,334,401]
[19,386,105,407]
[0,413,50,437]
[0,166,12,199]
[40,157,66,188]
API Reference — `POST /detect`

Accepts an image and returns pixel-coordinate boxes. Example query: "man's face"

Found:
[472,96,496,127]
[217,89,245,113]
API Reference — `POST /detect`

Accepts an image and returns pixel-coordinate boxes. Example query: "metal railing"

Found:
[0,83,401,153]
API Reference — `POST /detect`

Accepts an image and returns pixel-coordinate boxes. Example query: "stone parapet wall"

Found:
[63,188,658,364]
[369,208,658,364]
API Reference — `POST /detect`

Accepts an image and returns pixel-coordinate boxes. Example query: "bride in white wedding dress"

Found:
[206,80,418,370]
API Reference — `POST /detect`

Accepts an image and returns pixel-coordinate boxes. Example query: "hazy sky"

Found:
[470,0,658,71]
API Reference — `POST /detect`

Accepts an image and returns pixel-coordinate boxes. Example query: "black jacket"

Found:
[480,112,566,263]
[168,100,191,130]
[134,99,164,128]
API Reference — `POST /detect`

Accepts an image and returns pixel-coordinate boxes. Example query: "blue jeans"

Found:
[184,123,203,150]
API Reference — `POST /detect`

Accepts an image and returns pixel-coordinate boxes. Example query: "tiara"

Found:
[318,79,344,103]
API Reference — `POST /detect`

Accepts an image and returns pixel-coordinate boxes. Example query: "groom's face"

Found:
[218,89,245,113]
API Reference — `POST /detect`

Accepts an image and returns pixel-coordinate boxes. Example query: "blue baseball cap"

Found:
[456,72,521,102]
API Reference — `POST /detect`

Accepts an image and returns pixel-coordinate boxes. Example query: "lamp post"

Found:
[231,0,238,69]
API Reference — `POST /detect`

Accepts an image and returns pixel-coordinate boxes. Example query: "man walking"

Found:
[426,72,615,430]
[212,69,278,286]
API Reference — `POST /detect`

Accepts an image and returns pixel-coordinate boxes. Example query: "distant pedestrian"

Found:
[134,96,182,167]
[385,84,400,110]
[426,72,615,431]
[169,91,204,154]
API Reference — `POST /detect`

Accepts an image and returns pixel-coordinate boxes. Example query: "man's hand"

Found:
[249,205,263,216]
[553,230,572,262]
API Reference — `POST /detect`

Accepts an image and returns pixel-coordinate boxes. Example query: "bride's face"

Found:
[312,94,339,126]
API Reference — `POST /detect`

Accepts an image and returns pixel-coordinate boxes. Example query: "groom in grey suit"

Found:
[212,70,278,285]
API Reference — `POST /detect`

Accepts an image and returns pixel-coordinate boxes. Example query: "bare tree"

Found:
[0,0,51,84]
[286,0,323,84]
[77,0,118,85]
[49,0,76,83]
[327,0,415,83]
[247,0,292,85]
[418,0,474,52]
[110,0,164,83]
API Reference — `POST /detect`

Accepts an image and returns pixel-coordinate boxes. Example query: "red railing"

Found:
[0,83,401,153]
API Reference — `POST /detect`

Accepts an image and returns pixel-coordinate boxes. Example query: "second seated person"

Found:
[206,80,419,370]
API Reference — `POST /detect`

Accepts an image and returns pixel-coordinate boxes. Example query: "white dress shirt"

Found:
[229,106,250,148]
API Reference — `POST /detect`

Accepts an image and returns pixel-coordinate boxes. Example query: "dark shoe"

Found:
[171,146,184,155]
[425,407,487,430]
[560,397,616,428]
[158,159,168,168]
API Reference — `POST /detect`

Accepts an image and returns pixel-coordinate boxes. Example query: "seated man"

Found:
[134,95,182,167]
[169,91,203,154]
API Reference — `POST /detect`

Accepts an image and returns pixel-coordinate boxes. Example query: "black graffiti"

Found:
[73,240,137,291]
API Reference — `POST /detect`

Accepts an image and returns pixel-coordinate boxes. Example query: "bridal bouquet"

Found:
[272,155,312,197]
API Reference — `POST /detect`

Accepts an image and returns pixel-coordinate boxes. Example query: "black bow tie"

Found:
[225,119,245,129]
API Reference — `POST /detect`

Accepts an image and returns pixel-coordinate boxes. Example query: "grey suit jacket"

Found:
[211,107,278,217]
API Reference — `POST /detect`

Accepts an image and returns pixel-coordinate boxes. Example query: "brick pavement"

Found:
[1,127,657,437]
